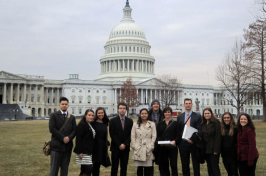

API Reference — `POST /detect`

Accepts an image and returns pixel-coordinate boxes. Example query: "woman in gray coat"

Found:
[201,107,221,176]
[131,108,157,176]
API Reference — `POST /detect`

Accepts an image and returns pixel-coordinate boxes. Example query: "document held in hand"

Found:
[182,125,198,141]
[158,141,173,146]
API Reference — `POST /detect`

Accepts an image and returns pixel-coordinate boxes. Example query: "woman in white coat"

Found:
[131,108,157,176]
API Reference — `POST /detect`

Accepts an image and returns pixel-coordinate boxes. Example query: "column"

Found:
[137,89,139,102]
[114,88,117,105]
[142,60,144,72]
[132,59,135,72]
[136,60,139,71]
[17,84,20,102]
[29,85,32,103]
[118,60,121,72]
[3,83,7,104]
[150,89,153,103]
[24,84,27,103]
[105,61,108,73]
[145,89,148,104]
[154,89,157,100]
[41,107,45,116]
[123,60,125,71]
[51,88,54,104]
[57,88,60,104]
[141,89,143,104]
[109,61,111,72]
[41,85,44,104]
[46,88,49,104]
[10,83,13,104]
[35,85,38,103]
[146,61,148,73]
[127,60,129,71]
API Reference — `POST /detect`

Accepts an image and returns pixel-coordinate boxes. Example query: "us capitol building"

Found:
[0,1,263,118]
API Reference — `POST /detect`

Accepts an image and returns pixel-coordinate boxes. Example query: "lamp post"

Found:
[13,109,18,120]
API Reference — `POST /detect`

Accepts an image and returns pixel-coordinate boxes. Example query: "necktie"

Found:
[121,118,124,130]
[63,113,66,120]
[186,114,190,126]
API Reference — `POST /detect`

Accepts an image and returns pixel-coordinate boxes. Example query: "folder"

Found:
[182,125,198,141]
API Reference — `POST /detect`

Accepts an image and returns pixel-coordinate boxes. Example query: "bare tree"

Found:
[118,77,139,116]
[216,40,256,115]
[243,19,266,121]
[153,74,182,108]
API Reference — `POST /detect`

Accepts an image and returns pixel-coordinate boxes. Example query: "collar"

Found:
[119,115,126,121]
[60,110,68,115]
[185,111,192,116]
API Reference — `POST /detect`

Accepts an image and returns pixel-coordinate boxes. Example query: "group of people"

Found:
[48,97,259,176]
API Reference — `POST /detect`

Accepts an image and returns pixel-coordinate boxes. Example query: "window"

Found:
[79,89,82,93]
[87,96,91,104]
[37,96,40,102]
[88,90,90,93]
[103,97,107,104]
[79,97,82,103]
[103,90,106,93]
[72,108,75,114]
[96,90,99,93]
[72,89,75,92]
[79,109,82,114]
[31,87,34,90]
[96,97,100,104]
[184,93,186,95]
[31,95,34,102]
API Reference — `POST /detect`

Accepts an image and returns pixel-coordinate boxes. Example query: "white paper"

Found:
[158,141,173,146]
[182,125,198,141]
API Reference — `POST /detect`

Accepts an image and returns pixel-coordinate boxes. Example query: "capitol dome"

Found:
[95,0,155,82]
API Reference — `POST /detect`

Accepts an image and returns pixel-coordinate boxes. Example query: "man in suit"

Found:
[177,98,202,176]
[109,102,133,176]
[49,97,76,176]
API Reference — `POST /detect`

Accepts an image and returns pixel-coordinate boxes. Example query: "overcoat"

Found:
[49,111,76,152]
[131,121,157,161]
[201,118,221,154]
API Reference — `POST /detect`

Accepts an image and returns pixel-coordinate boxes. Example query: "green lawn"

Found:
[0,119,265,176]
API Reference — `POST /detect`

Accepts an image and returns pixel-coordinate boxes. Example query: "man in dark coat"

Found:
[177,98,202,176]
[109,102,133,176]
[148,99,164,126]
[49,97,76,176]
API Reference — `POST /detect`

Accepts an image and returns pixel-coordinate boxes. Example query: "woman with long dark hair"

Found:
[131,108,156,176]
[156,107,180,176]
[201,107,221,176]
[92,107,110,176]
[74,109,95,176]
[236,113,259,176]
[221,112,238,176]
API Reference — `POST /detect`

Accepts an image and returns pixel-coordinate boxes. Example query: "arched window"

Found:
[87,96,91,104]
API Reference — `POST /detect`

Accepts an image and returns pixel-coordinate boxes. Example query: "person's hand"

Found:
[214,152,218,155]
[119,144,125,150]
[171,140,176,146]
[78,153,83,159]
[187,138,193,144]
[63,136,69,144]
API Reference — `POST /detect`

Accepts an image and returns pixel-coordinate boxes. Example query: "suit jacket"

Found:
[74,121,95,155]
[177,111,202,147]
[49,111,76,152]
[109,116,133,152]
[201,118,221,154]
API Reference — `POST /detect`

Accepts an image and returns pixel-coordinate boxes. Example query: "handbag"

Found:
[102,155,112,167]
[43,113,71,156]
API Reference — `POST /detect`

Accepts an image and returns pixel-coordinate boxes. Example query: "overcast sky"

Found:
[0,0,257,86]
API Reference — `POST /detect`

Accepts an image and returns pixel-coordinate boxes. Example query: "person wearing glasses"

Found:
[109,102,133,176]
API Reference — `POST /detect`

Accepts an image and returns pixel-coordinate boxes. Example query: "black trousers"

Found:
[238,157,258,176]
[111,149,129,176]
[179,146,200,176]
[223,162,239,176]
[137,166,153,176]
[159,147,178,176]
[205,154,221,176]
[92,162,101,176]
[80,165,93,176]
[49,151,72,176]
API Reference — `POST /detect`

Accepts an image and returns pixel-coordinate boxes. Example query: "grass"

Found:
[0,119,265,176]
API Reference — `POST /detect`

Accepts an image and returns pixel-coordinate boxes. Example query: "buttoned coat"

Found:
[131,121,157,161]
[201,118,221,154]
[49,111,76,152]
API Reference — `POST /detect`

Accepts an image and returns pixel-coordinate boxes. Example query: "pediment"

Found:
[0,71,26,80]
[136,78,165,86]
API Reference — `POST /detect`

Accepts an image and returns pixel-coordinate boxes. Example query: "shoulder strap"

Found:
[59,113,71,131]
[163,120,174,133]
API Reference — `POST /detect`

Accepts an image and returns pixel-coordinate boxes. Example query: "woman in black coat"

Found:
[156,107,181,176]
[92,107,110,176]
[201,107,221,176]
[220,112,238,176]
[74,109,95,176]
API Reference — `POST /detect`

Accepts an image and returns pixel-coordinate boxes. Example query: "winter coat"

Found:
[237,127,259,166]
[131,121,157,161]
